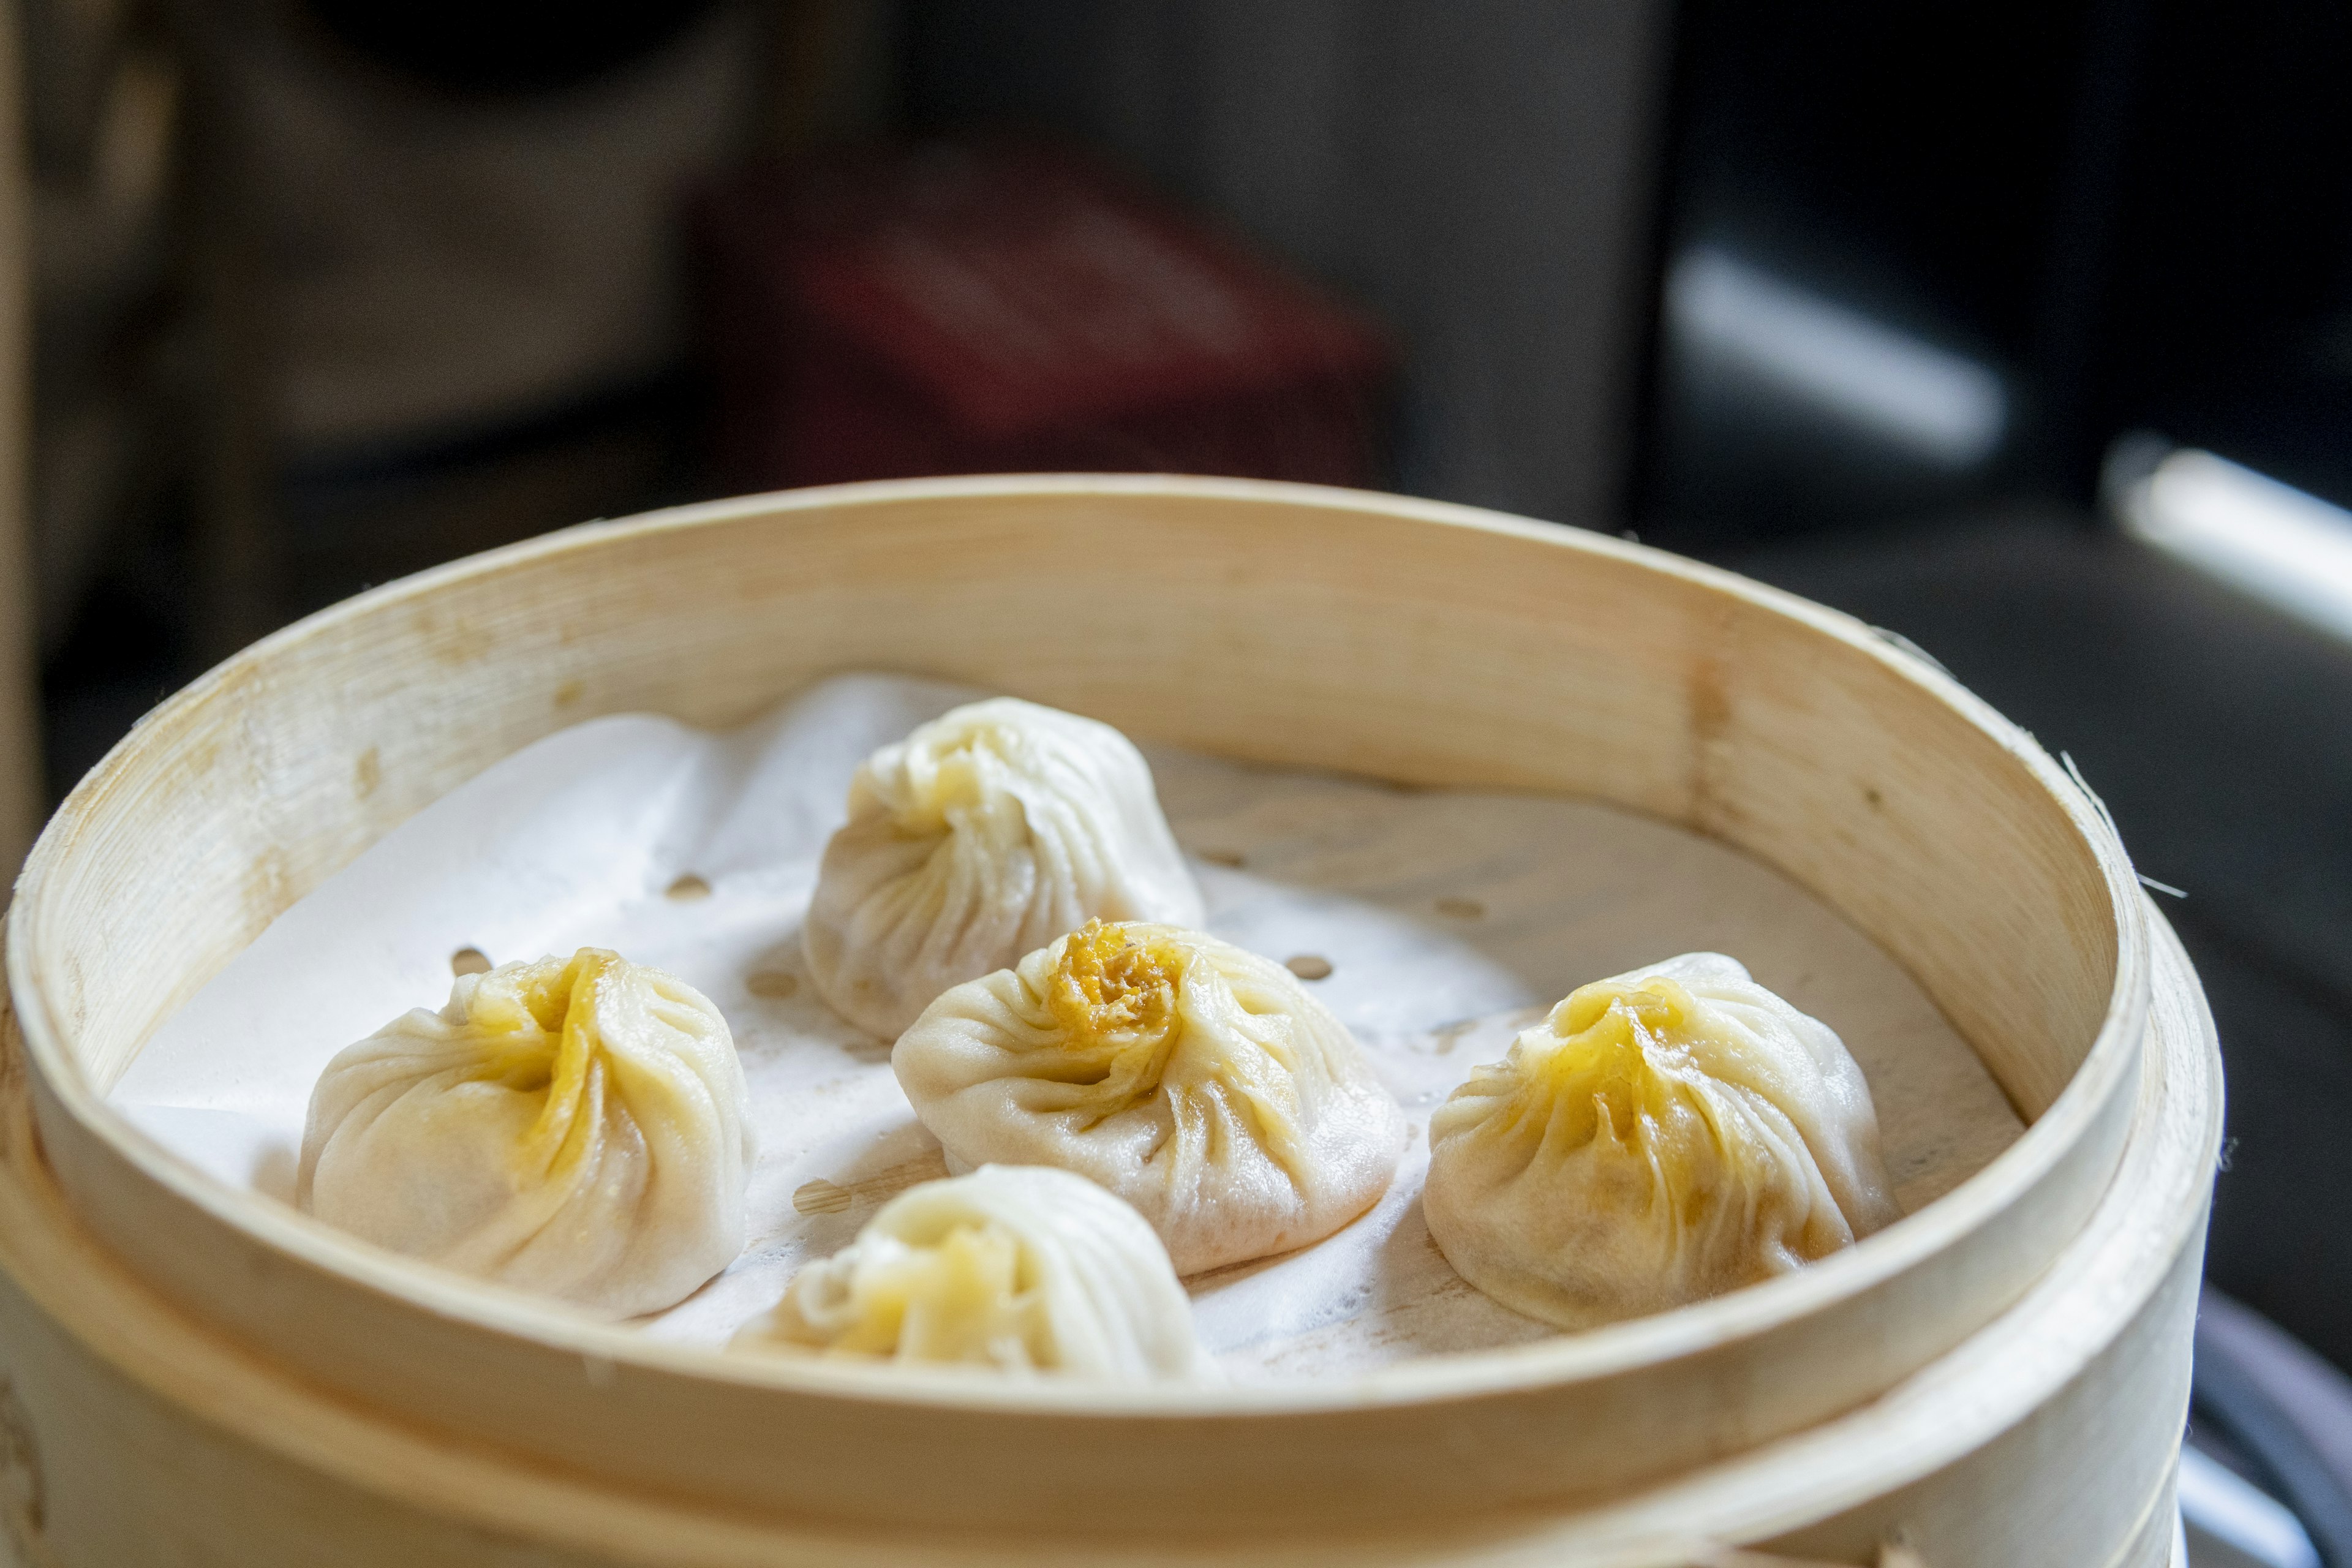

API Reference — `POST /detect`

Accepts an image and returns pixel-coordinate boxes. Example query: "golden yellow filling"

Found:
[1047,919,1182,1044]
[461,948,619,1179]
[821,1221,1040,1363]
[1525,974,1707,1148]
[1026,919,1191,1116]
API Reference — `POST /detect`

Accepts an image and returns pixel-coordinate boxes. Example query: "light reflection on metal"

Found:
[2119,447,2352,644]
[1668,247,2007,470]
[2176,1443,2320,1568]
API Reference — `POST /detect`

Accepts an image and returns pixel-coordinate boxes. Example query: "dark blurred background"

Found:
[2,4,2349,1559]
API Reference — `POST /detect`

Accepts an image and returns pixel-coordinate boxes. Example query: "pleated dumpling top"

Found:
[737,1164,1213,1382]
[894,920,1407,1275]
[802,698,1204,1040]
[300,948,755,1317]
[1423,951,1899,1329]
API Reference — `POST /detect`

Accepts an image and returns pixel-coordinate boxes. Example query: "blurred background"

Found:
[0,2,2347,1561]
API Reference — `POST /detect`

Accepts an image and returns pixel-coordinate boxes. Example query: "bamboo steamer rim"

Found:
[2,475,2152,1420]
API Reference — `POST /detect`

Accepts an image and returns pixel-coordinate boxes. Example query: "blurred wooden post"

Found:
[170,0,279,663]
[0,0,42,881]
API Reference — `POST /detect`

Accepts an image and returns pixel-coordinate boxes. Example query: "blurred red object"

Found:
[693,141,1392,489]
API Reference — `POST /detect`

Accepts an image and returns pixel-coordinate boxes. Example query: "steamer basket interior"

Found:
[1,478,2153,1529]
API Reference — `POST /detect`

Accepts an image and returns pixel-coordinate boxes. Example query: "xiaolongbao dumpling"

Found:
[736,1164,1212,1381]
[894,921,1407,1275]
[1423,952,1899,1329]
[299,948,755,1317]
[802,697,1205,1040]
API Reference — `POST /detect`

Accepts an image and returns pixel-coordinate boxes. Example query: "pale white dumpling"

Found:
[1423,952,1899,1329]
[802,697,1205,1039]
[736,1164,1213,1381]
[894,921,1407,1275]
[299,949,755,1317]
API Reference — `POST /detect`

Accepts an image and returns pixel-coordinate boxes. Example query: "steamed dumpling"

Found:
[803,697,1205,1040]
[894,920,1408,1275]
[1423,952,1899,1329]
[736,1164,1212,1381]
[299,949,755,1317]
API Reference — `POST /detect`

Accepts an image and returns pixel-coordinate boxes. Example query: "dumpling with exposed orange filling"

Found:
[892,921,1407,1275]
[298,949,755,1317]
[1423,952,1899,1329]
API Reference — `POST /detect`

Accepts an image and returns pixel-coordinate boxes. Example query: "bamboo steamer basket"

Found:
[0,477,2218,1566]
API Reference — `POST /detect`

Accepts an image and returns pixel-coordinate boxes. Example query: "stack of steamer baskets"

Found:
[0,478,2218,1567]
